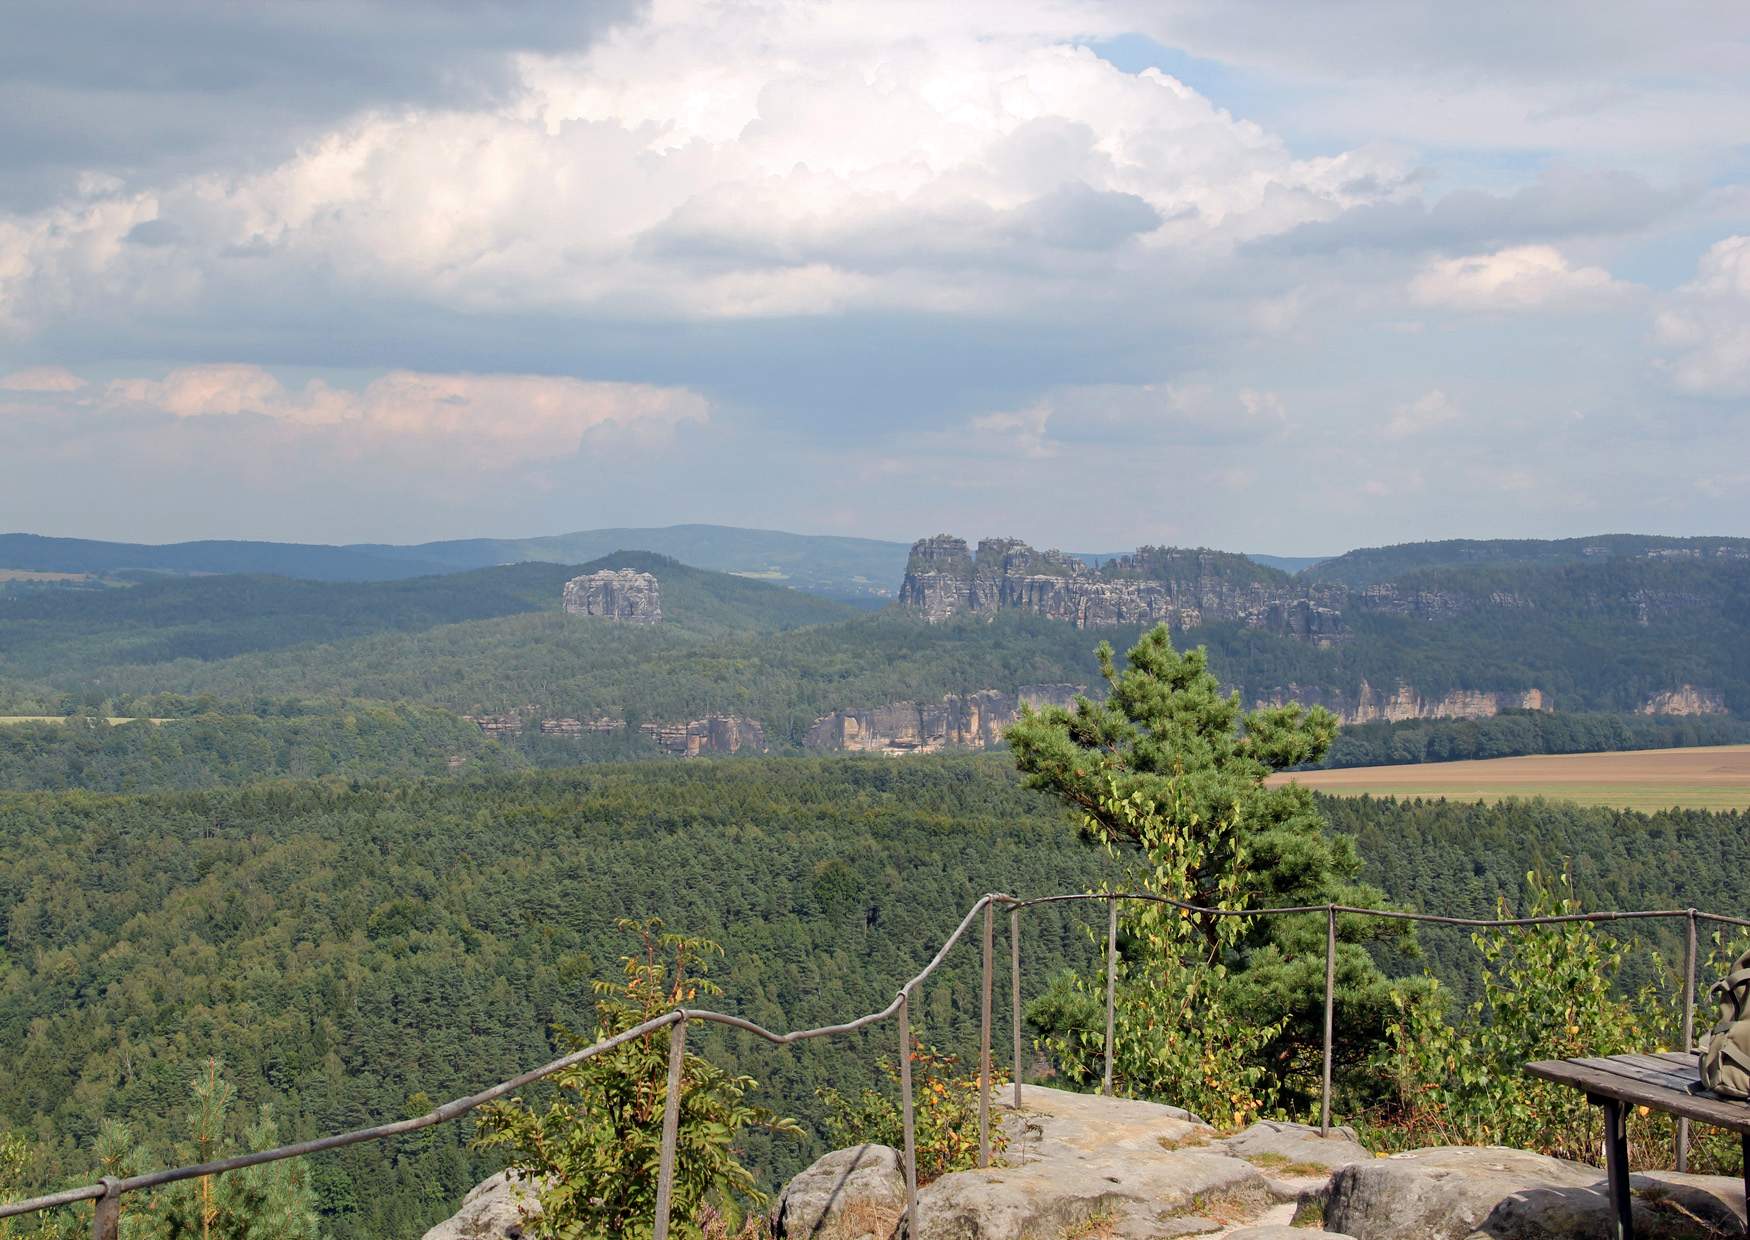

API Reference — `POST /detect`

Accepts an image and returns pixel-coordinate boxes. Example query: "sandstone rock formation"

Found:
[639,715,766,757]
[430,1091,1749,1240]
[772,1087,1346,1240]
[805,684,1083,755]
[461,712,526,738]
[1251,681,1548,726]
[536,716,625,737]
[562,569,662,623]
[898,536,1345,641]
[769,1144,907,1240]
[1324,1146,1747,1239]
[1639,685,1728,716]
[463,710,759,755]
[420,1171,536,1239]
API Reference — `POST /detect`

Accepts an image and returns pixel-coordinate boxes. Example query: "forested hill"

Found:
[0,552,859,689]
[1302,534,1750,588]
[0,525,913,600]
[5,559,1749,755]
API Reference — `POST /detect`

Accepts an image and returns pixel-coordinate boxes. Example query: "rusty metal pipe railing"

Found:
[6,887,1745,1237]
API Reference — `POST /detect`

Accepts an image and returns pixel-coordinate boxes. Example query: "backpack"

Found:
[1700,949,1750,1099]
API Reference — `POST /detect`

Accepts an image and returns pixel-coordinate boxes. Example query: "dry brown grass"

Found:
[1238,1151,1331,1178]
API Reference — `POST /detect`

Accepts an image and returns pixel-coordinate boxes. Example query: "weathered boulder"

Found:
[1219,1120,1370,1173]
[1324,1145,1747,1239]
[562,568,662,623]
[420,1172,536,1239]
[910,1086,1264,1240]
[769,1143,906,1240]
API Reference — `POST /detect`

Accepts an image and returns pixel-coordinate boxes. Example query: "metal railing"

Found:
[3,890,1748,1239]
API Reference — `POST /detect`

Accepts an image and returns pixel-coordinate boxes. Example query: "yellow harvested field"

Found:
[1269,744,1750,811]
[0,569,89,582]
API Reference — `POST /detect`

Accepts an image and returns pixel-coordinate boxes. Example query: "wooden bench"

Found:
[1525,1051,1750,1240]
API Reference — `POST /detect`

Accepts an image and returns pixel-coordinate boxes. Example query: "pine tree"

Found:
[1006,623,1411,1110]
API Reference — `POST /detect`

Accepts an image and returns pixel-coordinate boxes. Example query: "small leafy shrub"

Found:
[474,919,799,1240]
[818,1041,1008,1182]
[1374,871,1660,1162]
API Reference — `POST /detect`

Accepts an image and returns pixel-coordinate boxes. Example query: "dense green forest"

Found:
[1322,793,1750,1007]
[0,758,1111,1238]
[0,707,523,792]
[3,755,1747,1236]
[1318,709,1750,768]
[3,699,1740,797]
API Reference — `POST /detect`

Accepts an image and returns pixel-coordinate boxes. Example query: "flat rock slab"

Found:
[1224,1228,1357,1240]
[1325,1145,1747,1240]
[1219,1120,1370,1173]
[912,1086,1267,1240]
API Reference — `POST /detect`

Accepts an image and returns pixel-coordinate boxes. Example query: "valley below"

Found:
[3,525,1750,1237]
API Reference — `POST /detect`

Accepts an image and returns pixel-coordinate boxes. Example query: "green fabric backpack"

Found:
[1700,949,1750,1099]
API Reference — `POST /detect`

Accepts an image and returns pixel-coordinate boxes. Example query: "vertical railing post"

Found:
[1103,895,1118,1098]
[1679,908,1699,1172]
[898,987,918,1235]
[652,1015,686,1240]
[91,1180,120,1240]
[1011,905,1023,1109]
[1321,904,1336,1137]
[979,900,993,1168]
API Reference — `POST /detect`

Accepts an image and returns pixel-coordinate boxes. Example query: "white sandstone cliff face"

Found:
[805,685,1083,755]
[562,569,663,623]
[1639,685,1727,715]
[1251,681,1546,725]
[638,716,766,756]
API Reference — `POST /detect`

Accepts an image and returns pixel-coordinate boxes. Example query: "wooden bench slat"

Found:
[1650,1050,1704,1068]
[1569,1056,1696,1093]
[1618,1051,1700,1075]
[1525,1058,1750,1133]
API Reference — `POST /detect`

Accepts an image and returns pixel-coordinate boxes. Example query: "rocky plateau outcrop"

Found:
[423,1086,1750,1238]
[805,684,1083,755]
[899,536,1346,641]
[562,568,663,623]
[756,1087,1747,1240]
[1325,1145,1747,1239]
[1639,685,1728,716]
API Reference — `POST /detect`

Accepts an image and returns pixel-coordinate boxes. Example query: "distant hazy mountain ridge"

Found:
[1303,534,1750,588]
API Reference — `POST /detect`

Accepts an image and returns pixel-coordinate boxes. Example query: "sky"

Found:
[1,1,1748,555]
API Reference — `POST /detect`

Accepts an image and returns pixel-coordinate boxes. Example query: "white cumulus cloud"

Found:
[1409,244,1629,312]
[0,0,1418,339]
[0,365,86,392]
[6,365,709,469]
[1655,235,1750,397]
